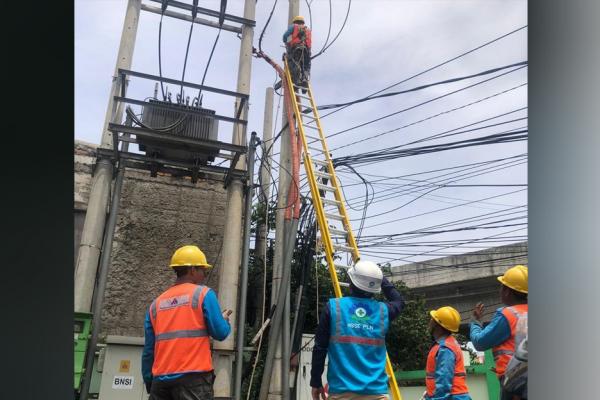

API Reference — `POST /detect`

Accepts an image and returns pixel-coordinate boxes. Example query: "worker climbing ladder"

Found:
[283,59,404,400]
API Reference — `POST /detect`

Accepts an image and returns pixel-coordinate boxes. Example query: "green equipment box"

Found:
[74,312,93,391]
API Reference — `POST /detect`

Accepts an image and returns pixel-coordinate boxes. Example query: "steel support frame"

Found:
[108,123,247,154]
[96,147,246,181]
[118,68,249,100]
[147,0,255,27]
[140,3,241,33]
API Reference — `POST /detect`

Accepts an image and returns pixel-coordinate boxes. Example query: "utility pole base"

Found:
[213,351,234,399]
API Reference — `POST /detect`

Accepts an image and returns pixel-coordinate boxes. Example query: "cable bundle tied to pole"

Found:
[254,48,303,220]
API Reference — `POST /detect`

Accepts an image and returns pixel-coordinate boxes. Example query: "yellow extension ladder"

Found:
[283,60,403,400]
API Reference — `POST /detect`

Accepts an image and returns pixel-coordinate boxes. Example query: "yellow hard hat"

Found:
[430,306,461,333]
[293,15,305,23]
[497,265,528,293]
[169,245,212,268]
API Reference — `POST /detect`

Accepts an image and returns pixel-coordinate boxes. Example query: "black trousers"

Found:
[287,46,311,86]
[149,372,214,400]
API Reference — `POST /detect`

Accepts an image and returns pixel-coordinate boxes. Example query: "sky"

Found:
[75,0,528,269]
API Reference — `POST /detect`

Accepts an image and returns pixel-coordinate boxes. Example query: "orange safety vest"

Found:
[290,24,312,48]
[492,304,528,377]
[149,283,212,376]
[425,335,469,397]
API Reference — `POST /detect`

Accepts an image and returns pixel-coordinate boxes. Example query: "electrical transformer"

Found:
[138,100,219,164]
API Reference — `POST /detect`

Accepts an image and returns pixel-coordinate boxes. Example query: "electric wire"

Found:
[311,0,352,59]
[258,0,279,53]
[310,61,527,113]
[314,24,527,122]
[328,65,527,139]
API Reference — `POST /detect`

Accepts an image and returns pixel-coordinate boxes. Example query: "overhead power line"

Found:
[316,24,528,121]
[329,65,527,139]
[311,0,352,59]
[335,130,527,167]
[306,61,527,113]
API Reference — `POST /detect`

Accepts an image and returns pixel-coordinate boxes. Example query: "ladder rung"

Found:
[338,282,350,287]
[308,146,326,154]
[317,228,347,238]
[302,124,319,130]
[312,159,329,167]
[295,93,311,101]
[321,198,340,206]
[293,83,309,89]
[329,227,348,236]
[317,183,336,192]
[335,264,352,269]
[325,212,345,221]
[333,244,355,253]
[314,171,332,179]
[303,133,321,141]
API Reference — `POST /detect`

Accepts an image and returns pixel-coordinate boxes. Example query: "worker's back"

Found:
[326,296,389,394]
[149,283,212,376]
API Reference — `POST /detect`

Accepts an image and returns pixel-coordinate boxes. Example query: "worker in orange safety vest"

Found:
[142,245,232,400]
[424,306,472,400]
[283,15,312,89]
[470,265,528,400]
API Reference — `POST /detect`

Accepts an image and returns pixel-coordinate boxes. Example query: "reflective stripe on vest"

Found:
[150,283,212,376]
[155,329,208,341]
[150,300,157,320]
[425,335,469,396]
[491,304,528,377]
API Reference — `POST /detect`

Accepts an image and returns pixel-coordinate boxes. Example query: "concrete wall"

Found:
[389,242,528,325]
[74,140,230,337]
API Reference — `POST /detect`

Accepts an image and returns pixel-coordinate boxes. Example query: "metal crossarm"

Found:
[282,59,403,400]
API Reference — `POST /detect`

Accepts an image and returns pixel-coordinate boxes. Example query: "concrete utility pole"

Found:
[74,0,141,313]
[268,2,300,399]
[253,87,275,330]
[213,0,257,397]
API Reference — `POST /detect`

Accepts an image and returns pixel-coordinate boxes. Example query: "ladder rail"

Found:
[304,79,361,262]
[283,60,402,400]
[283,59,343,299]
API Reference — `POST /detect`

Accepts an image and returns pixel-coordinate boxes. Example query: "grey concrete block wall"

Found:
[74,140,229,337]
[389,242,528,324]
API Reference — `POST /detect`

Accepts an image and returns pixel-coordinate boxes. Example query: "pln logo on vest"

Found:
[350,303,372,323]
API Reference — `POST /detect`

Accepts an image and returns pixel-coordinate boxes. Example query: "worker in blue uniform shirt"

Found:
[310,260,405,400]
[469,265,528,400]
[424,306,472,400]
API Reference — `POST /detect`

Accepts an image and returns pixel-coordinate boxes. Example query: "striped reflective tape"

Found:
[150,300,157,320]
[330,335,385,347]
[493,349,514,357]
[192,285,206,309]
[334,299,342,336]
[156,329,208,341]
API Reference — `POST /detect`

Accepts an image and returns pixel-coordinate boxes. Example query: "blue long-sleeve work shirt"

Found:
[469,308,511,351]
[141,288,231,384]
[310,277,405,388]
[425,337,472,400]
[282,25,294,43]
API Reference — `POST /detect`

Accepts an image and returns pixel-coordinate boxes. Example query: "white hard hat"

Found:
[347,260,383,294]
